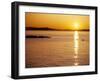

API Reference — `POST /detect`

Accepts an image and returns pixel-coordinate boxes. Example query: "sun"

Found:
[74,23,79,30]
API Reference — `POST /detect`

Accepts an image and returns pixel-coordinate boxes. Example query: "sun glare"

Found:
[74,23,79,29]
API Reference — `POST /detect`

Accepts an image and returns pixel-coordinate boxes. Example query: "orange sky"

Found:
[25,12,90,30]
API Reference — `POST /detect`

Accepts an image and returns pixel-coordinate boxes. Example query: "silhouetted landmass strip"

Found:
[26,35,50,38]
[26,27,89,31]
[26,27,55,30]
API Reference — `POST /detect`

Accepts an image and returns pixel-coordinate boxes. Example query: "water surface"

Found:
[25,30,89,68]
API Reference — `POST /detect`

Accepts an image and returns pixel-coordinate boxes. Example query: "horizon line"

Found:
[26,27,89,31]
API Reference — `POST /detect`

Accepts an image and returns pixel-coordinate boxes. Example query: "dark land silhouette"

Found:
[26,35,50,38]
[26,27,89,31]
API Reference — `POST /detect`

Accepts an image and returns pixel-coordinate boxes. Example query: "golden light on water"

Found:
[74,62,79,66]
[74,31,79,54]
[25,12,90,68]
[74,55,78,59]
[74,31,79,66]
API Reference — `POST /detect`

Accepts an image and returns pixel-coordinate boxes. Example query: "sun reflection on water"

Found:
[74,31,79,66]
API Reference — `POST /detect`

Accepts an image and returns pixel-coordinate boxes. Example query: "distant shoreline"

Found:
[26,27,89,31]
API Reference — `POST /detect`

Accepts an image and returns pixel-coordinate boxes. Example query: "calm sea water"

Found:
[25,30,89,68]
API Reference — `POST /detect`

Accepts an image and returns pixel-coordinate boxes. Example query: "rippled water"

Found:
[25,30,89,68]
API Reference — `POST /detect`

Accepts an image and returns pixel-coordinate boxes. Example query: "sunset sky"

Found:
[25,12,90,30]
